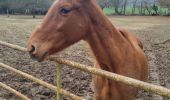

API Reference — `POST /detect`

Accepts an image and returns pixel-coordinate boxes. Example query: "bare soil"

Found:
[0,15,170,100]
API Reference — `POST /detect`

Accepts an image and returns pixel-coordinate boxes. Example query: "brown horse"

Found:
[28,0,148,100]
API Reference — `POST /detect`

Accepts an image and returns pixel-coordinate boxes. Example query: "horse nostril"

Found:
[29,45,36,54]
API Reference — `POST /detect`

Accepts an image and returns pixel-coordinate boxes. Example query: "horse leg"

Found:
[92,74,111,98]
[92,63,110,100]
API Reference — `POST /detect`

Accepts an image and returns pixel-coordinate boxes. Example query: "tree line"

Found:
[0,0,54,18]
[0,0,170,17]
[98,0,170,15]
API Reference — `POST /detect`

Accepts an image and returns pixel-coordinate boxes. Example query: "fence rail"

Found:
[0,82,30,100]
[0,40,170,99]
[0,63,84,100]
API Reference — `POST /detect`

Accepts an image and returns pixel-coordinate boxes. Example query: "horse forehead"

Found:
[54,0,73,4]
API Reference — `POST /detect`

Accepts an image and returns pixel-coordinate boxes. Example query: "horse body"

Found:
[89,27,148,100]
[85,19,148,100]
[27,0,148,100]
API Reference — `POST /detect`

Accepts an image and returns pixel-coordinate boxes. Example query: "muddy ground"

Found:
[0,15,170,100]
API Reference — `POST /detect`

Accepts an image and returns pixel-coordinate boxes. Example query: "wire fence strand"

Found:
[0,40,27,51]
[0,82,31,100]
[49,57,170,97]
[0,63,84,100]
[1,40,170,98]
[56,63,62,100]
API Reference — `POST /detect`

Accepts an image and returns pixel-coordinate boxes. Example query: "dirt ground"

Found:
[0,15,170,100]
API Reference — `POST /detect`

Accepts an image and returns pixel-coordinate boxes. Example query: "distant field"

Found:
[0,15,169,45]
[0,15,170,100]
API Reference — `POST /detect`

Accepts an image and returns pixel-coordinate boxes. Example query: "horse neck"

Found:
[84,2,129,72]
[86,25,129,72]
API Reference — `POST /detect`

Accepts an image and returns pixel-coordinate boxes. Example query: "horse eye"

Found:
[60,8,71,15]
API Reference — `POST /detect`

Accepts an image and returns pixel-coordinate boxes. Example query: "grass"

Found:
[0,15,42,47]
[103,8,115,15]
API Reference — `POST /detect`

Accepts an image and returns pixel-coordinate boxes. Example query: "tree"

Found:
[0,0,54,16]
[123,0,128,15]
[152,4,158,15]
[132,0,138,15]
[109,0,123,15]
[140,0,145,15]
[97,0,110,10]
[158,0,170,7]
[143,1,152,15]
[158,0,170,14]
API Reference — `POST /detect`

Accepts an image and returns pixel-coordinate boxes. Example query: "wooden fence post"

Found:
[56,63,62,100]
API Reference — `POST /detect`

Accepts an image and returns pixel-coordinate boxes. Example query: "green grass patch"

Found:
[103,8,114,15]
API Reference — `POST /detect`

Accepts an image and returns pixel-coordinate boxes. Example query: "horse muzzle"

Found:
[28,44,48,62]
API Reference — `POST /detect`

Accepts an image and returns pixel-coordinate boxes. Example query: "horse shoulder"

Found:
[117,28,148,81]
[118,28,143,50]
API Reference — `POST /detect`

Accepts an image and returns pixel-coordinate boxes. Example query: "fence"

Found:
[0,40,170,100]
